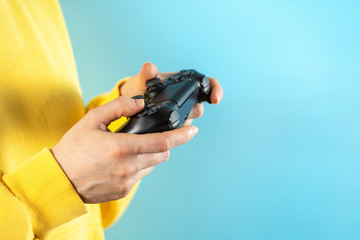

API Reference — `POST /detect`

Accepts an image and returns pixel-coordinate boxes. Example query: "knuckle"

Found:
[119,164,137,178]
[111,144,128,159]
[111,140,135,159]
[159,135,171,152]
[85,108,97,120]
[116,180,134,198]
[113,96,130,109]
[113,166,130,179]
[115,96,125,105]
[113,168,127,179]
[119,168,131,178]
[127,163,139,175]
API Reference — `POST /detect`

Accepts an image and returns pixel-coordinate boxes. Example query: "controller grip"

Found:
[115,119,144,134]
[115,109,173,134]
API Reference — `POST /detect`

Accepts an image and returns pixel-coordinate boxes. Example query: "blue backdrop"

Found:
[60,1,360,239]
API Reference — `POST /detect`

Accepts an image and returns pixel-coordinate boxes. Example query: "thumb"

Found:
[89,96,144,127]
[138,62,159,87]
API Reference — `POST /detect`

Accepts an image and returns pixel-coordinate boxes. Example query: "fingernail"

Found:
[191,126,198,135]
[134,98,144,107]
[132,95,145,107]
[132,95,144,100]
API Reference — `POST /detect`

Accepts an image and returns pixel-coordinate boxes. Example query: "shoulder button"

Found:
[146,78,161,87]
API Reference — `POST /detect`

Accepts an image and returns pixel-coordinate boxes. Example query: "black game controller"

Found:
[114,70,212,134]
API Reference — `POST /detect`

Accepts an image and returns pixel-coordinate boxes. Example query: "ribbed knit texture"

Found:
[0,0,139,239]
[3,148,87,239]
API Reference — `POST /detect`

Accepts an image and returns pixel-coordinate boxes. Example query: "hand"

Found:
[51,96,198,203]
[120,62,224,125]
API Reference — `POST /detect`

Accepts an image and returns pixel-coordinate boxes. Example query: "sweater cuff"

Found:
[3,148,87,239]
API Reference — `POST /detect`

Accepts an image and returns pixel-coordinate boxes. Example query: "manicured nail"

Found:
[132,95,144,100]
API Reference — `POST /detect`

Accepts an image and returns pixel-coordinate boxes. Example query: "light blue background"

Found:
[60,1,360,239]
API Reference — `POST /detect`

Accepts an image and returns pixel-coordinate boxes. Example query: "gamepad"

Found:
[114,69,212,134]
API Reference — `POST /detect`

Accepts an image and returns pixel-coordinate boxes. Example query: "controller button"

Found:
[201,76,210,87]
[146,78,161,87]
[170,75,181,82]
[181,71,191,77]
[164,100,173,106]
[150,105,162,112]
[169,110,180,125]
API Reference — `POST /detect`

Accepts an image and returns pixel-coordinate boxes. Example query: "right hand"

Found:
[120,62,223,127]
[51,96,198,203]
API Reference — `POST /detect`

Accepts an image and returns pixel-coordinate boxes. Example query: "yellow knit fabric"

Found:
[0,1,138,239]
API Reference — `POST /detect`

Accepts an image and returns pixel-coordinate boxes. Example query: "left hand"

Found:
[119,62,223,126]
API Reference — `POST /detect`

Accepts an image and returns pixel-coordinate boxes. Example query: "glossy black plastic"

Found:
[115,69,212,134]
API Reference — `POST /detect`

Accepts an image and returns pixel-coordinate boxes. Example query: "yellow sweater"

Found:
[0,1,138,239]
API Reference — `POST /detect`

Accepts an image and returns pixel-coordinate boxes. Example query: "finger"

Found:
[114,166,155,199]
[138,62,159,87]
[183,119,193,127]
[88,96,144,127]
[188,103,204,119]
[133,151,170,170]
[136,166,155,181]
[209,77,223,104]
[120,62,159,97]
[130,125,198,154]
